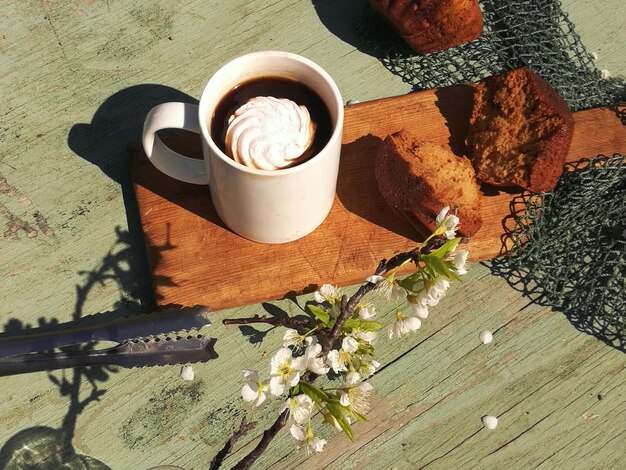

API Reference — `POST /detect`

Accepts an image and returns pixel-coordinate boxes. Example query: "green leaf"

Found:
[299,382,329,405]
[348,409,368,422]
[307,304,330,326]
[326,401,354,442]
[342,318,384,332]
[430,237,462,258]
[398,270,427,291]
[421,254,461,282]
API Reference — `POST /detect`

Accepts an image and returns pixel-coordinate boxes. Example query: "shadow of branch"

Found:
[0,226,173,468]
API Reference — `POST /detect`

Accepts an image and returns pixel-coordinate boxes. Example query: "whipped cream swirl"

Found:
[225,96,316,170]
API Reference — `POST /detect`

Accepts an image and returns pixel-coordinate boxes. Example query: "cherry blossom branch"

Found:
[222,315,315,330]
[217,211,466,468]
[231,409,290,470]
[321,248,419,355]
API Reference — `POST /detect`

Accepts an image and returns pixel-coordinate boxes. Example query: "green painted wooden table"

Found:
[1,1,624,469]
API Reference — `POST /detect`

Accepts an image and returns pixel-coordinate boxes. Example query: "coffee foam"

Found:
[224,96,316,170]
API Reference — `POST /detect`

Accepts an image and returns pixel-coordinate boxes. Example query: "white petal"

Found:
[436,206,450,225]
[327,350,347,373]
[291,356,307,373]
[305,340,321,356]
[254,391,267,407]
[431,279,450,296]
[356,330,377,344]
[309,358,330,375]
[180,365,194,381]
[269,376,285,396]
[342,336,359,353]
[310,437,327,453]
[482,415,498,429]
[358,303,376,320]
[405,316,422,332]
[388,322,400,339]
[290,424,306,441]
[316,284,338,302]
[411,302,429,319]
[242,383,258,402]
[366,275,384,284]
[454,249,469,275]
[339,391,350,407]
[283,329,301,348]
[243,369,258,381]
[286,371,301,387]
[479,330,493,344]
[446,214,459,230]
[390,283,407,301]
[345,371,360,386]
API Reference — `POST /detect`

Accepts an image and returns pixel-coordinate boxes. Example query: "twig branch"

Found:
[209,417,257,470]
[321,247,420,355]
[223,315,314,330]
[224,245,423,466]
[231,409,290,470]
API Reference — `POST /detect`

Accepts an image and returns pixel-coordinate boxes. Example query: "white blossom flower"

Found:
[241,370,269,407]
[315,284,340,304]
[293,337,330,375]
[429,279,450,302]
[339,372,374,416]
[283,328,305,349]
[388,312,421,339]
[357,358,380,378]
[353,329,377,345]
[282,394,314,424]
[375,276,406,301]
[416,278,450,308]
[269,348,304,396]
[326,348,351,373]
[407,295,429,319]
[357,302,377,320]
[436,206,460,239]
[453,249,469,275]
[290,424,327,454]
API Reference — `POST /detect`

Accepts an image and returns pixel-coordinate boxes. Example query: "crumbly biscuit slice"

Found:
[467,67,574,192]
[376,130,483,237]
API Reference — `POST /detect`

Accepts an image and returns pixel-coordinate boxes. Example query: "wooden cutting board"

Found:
[129,85,626,311]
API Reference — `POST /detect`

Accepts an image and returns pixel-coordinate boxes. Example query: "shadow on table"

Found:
[0,227,172,469]
[312,0,383,58]
[68,84,200,309]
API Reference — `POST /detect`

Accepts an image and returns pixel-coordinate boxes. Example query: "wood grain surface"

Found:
[1,1,625,469]
[131,85,626,311]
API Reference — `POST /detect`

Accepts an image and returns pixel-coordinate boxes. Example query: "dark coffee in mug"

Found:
[210,77,332,168]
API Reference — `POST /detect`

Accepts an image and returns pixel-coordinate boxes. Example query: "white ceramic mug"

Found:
[142,51,344,243]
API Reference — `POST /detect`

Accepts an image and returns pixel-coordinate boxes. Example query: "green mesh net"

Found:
[359,1,626,348]
[491,156,626,351]
[359,0,626,111]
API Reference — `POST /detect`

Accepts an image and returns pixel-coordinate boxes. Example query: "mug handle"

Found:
[142,102,208,185]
